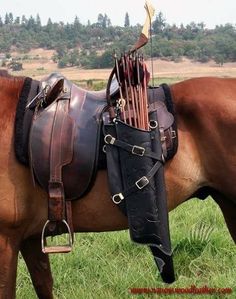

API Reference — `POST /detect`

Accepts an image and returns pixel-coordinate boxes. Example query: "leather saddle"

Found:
[29,73,116,253]
[24,73,177,254]
[29,74,108,200]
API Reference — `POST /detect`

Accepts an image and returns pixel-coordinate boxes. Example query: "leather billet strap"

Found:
[47,97,75,238]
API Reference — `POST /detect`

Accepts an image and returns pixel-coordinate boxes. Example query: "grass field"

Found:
[16,198,236,299]
[12,52,236,298]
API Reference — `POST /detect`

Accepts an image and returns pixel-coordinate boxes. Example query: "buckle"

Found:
[112,193,124,204]
[171,130,176,139]
[160,128,167,142]
[104,134,116,145]
[135,176,149,190]
[41,219,73,254]
[132,145,145,156]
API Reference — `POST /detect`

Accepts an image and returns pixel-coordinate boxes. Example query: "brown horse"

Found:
[0,73,235,299]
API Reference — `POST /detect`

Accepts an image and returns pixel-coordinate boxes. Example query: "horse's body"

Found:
[0,75,235,298]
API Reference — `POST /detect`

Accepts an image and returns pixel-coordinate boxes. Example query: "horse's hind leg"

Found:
[20,237,53,299]
[212,192,236,243]
[0,232,21,299]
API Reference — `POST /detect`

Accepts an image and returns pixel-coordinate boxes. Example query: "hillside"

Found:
[6,48,236,81]
[0,12,236,70]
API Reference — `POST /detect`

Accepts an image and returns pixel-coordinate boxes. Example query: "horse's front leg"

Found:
[212,192,236,243]
[20,236,53,299]
[0,231,21,299]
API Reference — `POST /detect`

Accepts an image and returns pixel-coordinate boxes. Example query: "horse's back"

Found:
[172,77,236,106]
[171,77,236,199]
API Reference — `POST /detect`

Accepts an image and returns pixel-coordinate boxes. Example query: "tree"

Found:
[27,16,36,30]
[8,13,13,24]
[58,56,69,68]
[99,49,114,68]
[4,13,10,25]
[74,16,81,30]
[14,17,20,25]
[21,15,28,26]
[69,49,79,66]
[97,14,104,27]
[8,61,23,71]
[214,54,225,66]
[97,13,111,28]
[124,12,130,27]
[53,44,67,61]
[106,15,111,27]
[36,14,41,28]
[47,18,53,28]
[152,12,166,34]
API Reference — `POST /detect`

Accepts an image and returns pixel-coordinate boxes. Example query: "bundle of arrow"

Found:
[113,51,150,130]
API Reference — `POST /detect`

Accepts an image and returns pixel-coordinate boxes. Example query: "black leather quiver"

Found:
[103,111,175,283]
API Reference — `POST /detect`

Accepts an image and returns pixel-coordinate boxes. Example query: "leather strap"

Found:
[104,134,163,160]
[114,159,163,201]
[48,98,75,235]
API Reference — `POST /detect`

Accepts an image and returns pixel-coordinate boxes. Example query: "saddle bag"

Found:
[103,110,175,283]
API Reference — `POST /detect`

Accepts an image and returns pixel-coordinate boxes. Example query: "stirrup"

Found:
[41,219,73,254]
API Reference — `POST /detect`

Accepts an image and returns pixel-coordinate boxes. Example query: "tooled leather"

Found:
[29,80,107,200]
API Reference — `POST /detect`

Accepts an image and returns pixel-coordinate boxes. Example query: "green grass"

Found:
[74,77,187,91]
[152,77,188,85]
[73,79,107,91]
[16,197,236,299]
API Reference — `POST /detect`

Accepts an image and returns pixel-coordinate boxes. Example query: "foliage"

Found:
[8,60,23,71]
[0,12,236,68]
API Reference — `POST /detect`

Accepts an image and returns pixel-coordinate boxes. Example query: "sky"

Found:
[0,0,235,28]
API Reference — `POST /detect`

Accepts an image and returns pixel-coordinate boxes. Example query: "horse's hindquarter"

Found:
[170,77,236,200]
